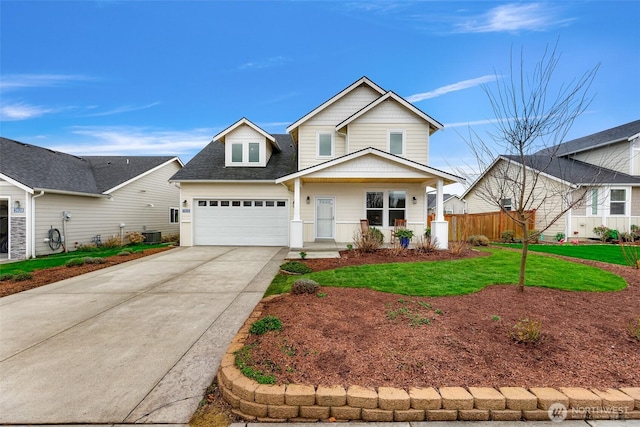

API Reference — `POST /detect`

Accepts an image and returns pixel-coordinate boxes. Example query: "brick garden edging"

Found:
[218,297,640,422]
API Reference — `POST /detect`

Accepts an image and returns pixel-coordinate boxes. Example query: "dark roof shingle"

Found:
[0,137,176,194]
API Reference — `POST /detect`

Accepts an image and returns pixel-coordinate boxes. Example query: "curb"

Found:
[218,298,640,423]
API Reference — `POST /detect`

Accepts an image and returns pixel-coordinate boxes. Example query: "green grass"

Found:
[265,248,627,297]
[496,243,639,266]
[0,243,170,275]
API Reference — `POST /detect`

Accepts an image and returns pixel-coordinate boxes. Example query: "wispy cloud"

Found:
[0,102,61,121]
[407,75,497,102]
[44,126,219,160]
[85,102,161,117]
[238,56,292,71]
[444,118,504,129]
[0,73,93,92]
[454,3,574,33]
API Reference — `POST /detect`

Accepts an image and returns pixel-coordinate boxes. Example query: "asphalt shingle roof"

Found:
[536,119,640,156]
[0,137,176,194]
[170,134,297,181]
[502,154,640,185]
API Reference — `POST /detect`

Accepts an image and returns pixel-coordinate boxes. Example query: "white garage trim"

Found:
[193,198,289,246]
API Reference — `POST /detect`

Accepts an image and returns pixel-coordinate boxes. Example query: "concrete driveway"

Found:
[0,246,286,425]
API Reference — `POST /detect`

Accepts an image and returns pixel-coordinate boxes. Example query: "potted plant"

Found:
[395,229,414,249]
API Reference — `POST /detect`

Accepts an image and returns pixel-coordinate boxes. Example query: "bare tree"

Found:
[461,43,600,292]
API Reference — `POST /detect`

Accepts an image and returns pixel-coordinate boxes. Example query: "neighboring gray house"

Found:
[463,120,640,240]
[0,137,183,260]
[427,193,465,215]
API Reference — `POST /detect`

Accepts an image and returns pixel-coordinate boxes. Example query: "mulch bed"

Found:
[243,248,640,389]
[0,246,174,297]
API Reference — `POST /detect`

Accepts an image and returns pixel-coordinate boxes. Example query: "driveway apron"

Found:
[0,246,287,424]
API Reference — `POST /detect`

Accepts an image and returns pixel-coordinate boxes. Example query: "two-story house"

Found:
[170,77,461,249]
[462,119,640,240]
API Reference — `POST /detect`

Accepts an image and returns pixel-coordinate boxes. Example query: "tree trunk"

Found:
[518,217,530,293]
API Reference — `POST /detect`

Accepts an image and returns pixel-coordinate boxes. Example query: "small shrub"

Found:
[83,257,105,264]
[0,273,14,281]
[628,316,640,341]
[65,258,86,267]
[528,230,540,243]
[424,227,431,238]
[449,240,467,256]
[162,233,178,243]
[491,315,501,322]
[501,230,515,242]
[511,317,543,344]
[346,244,353,251]
[12,272,33,281]
[298,251,307,260]
[291,279,320,295]
[415,235,438,253]
[353,227,384,253]
[102,235,123,249]
[468,235,489,246]
[118,250,132,256]
[280,261,312,274]
[125,231,145,245]
[75,243,100,252]
[250,315,282,335]
[555,232,566,242]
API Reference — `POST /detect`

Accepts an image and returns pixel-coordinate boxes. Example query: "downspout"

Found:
[30,191,45,259]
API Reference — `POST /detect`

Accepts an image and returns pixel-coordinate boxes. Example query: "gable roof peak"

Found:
[212,117,280,151]
[286,76,387,136]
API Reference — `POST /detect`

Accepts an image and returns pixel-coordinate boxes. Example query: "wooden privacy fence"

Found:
[428,210,536,242]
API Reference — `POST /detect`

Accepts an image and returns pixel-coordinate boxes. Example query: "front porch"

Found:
[275,147,462,250]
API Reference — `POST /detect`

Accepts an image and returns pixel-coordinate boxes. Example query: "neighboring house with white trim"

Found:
[462,120,640,240]
[170,77,462,249]
[427,193,465,215]
[0,137,183,260]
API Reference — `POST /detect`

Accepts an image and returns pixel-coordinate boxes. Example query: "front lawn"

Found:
[0,243,171,275]
[266,248,627,297]
[496,243,639,266]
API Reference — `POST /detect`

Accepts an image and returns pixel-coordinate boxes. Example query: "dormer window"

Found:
[227,141,264,166]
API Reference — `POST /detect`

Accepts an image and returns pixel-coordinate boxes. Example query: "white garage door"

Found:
[194,199,289,246]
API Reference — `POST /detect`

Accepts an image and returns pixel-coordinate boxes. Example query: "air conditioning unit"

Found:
[142,231,161,244]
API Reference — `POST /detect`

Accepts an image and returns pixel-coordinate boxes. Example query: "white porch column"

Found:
[290,178,304,248]
[430,178,448,249]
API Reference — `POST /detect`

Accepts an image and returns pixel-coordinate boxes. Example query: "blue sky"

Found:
[2,1,639,193]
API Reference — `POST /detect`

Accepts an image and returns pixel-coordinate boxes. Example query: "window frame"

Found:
[169,207,179,224]
[501,198,512,212]
[227,140,264,166]
[388,130,405,156]
[317,132,334,158]
[365,189,407,228]
[609,188,627,216]
[589,188,599,216]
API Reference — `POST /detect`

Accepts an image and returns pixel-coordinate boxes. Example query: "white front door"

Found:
[316,197,335,239]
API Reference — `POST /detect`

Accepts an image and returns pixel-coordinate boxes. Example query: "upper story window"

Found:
[317,132,333,158]
[501,198,512,211]
[228,141,263,166]
[610,189,626,215]
[388,131,405,155]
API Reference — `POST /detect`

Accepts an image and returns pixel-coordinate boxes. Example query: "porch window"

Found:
[366,190,406,227]
[366,192,384,226]
[231,144,243,163]
[318,133,333,157]
[389,131,404,155]
[610,189,626,215]
[388,191,406,226]
[248,143,260,163]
